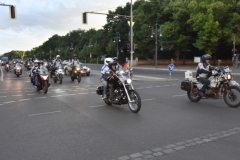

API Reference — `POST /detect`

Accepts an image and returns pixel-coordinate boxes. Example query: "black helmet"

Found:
[113,57,118,61]
[201,54,212,62]
[38,60,43,64]
[108,60,118,70]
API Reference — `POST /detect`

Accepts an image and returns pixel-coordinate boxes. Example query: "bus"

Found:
[1,56,9,66]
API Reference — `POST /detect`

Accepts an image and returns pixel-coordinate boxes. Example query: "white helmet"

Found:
[56,55,60,58]
[104,58,113,66]
[34,60,39,67]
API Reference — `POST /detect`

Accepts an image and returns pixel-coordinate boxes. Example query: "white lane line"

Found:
[27,94,37,96]
[63,94,76,96]
[79,93,89,94]
[35,97,46,99]
[4,101,16,104]
[13,88,22,90]
[0,96,7,98]
[136,87,144,89]
[155,86,162,87]
[12,95,23,96]
[51,95,62,97]
[11,91,22,92]
[25,91,34,92]
[141,98,155,102]
[28,110,62,117]
[172,84,178,86]
[89,105,105,108]
[55,91,66,93]
[71,90,78,91]
[163,85,170,86]
[19,98,31,101]
[145,87,152,88]
[134,75,166,80]
[0,104,3,106]
[172,94,187,97]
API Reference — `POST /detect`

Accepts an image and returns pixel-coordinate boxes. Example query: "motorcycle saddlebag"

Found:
[96,86,103,95]
[180,80,191,91]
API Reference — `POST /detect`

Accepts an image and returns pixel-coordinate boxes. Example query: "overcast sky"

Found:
[0,0,135,55]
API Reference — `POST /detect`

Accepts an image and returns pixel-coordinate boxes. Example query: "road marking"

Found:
[4,101,15,104]
[25,91,34,92]
[11,91,22,93]
[155,86,161,87]
[136,87,144,89]
[163,85,170,86]
[0,96,7,98]
[63,94,76,96]
[71,90,78,91]
[0,92,7,93]
[19,98,31,101]
[12,95,23,96]
[141,98,155,101]
[172,84,178,86]
[27,94,37,95]
[134,75,166,79]
[172,94,187,97]
[55,91,66,93]
[51,95,62,97]
[35,97,46,99]
[79,93,89,94]
[0,66,4,81]
[28,110,62,116]
[89,105,105,108]
[145,87,152,88]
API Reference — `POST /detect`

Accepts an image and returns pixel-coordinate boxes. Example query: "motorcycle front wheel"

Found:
[223,86,240,108]
[43,82,48,94]
[59,75,63,84]
[187,90,201,102]
[128,90,141,113]
[77,73,81,83]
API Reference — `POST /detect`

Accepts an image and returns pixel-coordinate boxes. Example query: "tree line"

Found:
[2,0,240,64]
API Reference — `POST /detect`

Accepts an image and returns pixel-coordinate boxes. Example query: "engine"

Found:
[112,88,128,104]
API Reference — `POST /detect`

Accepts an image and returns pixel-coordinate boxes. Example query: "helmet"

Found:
[38,60,43,65]
[34,60,39,66]
[201,54,212,62]
[113,57,118,62]
[108,60,118,70]
[104,58,113,66]
[73,54,77,57]
[56,55,60,58]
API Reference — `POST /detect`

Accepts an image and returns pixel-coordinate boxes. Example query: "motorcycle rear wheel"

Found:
[187,90,201,102]
[223,86,240,108]
[128,90,141,113]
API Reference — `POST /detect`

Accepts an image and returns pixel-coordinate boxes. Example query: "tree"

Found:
[106,41,115,57]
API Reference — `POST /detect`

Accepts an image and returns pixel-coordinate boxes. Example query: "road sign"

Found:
[168,64,174,72]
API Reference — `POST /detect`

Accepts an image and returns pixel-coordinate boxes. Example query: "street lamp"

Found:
[151,23,163,68]
[130,0,133,68]
[113,32,121,59]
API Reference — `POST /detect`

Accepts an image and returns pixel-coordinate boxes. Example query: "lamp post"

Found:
[130,0,133,68]
[113,32,121,59]
[151,23,162,68]
[89,39,93,63]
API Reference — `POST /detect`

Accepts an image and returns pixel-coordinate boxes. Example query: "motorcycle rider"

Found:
[71,54,80,75]
[196,54,219,97]
[51,55,62,76]
[112,57,121,70]
[31,60,39,85]
[100,58,113,99]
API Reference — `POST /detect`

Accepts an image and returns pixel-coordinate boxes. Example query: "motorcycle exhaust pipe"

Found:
[109,84,114,99]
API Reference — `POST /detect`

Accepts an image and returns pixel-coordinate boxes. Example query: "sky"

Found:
[0,0,135,55]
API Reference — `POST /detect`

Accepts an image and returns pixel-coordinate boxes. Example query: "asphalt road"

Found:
[0,64,240,160]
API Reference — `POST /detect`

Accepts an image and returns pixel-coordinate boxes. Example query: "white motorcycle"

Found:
[52,66,64,84]
[14,63,22,77]
[181,66,240,108]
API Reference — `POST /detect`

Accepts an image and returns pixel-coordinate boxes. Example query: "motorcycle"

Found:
[34,67,50,94]
[14,63,22,77]
[5,64,10,72]
[180,66,240,108]
[69,64,81,83]
[52,66,64,84]
[96,68,141,113]
[26,61,32,70]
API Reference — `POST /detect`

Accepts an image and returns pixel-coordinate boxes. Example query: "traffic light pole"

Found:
[0,2,16,19]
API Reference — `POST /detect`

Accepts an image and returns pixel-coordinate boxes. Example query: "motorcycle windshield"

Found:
[117,68,131,80]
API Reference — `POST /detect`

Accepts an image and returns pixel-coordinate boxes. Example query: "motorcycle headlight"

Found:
[41,75,48,80]
[76,67,80,70]
[6,64,9,67]
[126,79,132,84]
[87,68,90,71]
[16,67,21,70]
[227,74,232,80]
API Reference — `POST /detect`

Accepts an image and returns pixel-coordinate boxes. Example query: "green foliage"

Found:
[106,40,115,57]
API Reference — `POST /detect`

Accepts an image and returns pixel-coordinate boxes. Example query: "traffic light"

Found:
[9,5,16,19]
[127,43,130,52]
[82,12,87,24]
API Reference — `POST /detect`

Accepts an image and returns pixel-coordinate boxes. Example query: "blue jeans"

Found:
[33,74,38,85]
[102,79,107,95]
[198,78,210,92]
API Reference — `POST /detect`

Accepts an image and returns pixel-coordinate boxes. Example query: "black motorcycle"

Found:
[96,68,141,113]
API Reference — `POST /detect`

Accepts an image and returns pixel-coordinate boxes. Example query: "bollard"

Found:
[218,59,221,68]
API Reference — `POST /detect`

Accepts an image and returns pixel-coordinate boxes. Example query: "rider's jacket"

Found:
[101,65,110,79]
[31,66,38,74]
[196,62,212,78]
[53,59,62,67]
[72,59,79,66]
